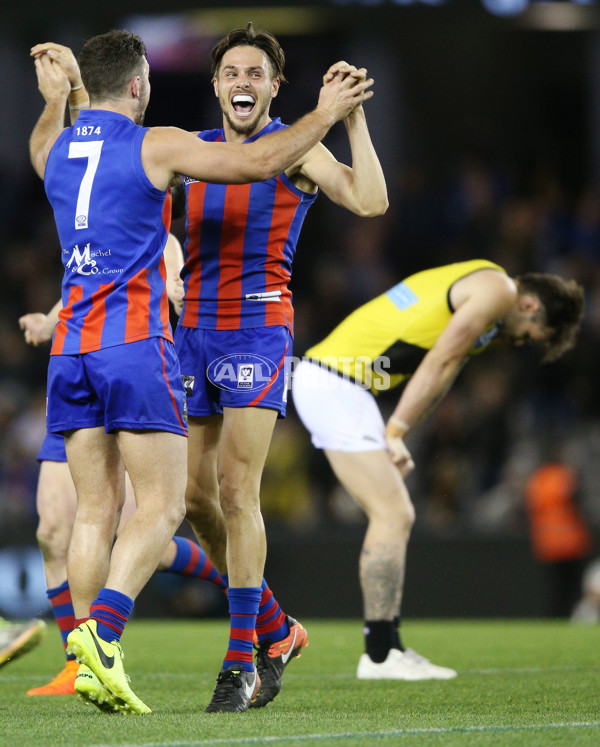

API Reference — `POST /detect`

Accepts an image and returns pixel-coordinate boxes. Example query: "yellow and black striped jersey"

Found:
[305,260,506,393]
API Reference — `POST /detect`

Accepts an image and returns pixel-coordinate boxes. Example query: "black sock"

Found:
[393,616,405,652]
[364,620,395,663]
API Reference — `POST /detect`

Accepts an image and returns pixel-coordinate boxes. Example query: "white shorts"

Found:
[291,360,387,452]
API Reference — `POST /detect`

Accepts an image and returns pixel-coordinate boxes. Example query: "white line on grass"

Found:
[4,663,599,685]
[461,665,600,675]
[87,721,600,747]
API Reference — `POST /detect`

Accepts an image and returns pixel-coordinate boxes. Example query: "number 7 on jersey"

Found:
[68,140,104,231]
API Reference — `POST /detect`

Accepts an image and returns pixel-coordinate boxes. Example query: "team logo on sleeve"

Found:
[207,354,278,392]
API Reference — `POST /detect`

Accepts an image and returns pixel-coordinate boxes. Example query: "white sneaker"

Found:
[356,648,457,680]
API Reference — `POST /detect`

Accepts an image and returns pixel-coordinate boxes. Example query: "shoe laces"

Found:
[209,669,244,703]
[254,638,272,659]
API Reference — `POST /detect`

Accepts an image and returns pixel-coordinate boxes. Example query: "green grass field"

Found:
[1,619,599,746]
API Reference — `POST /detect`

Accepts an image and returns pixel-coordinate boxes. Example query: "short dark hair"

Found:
[78,29,147,102]
[211,22,287,83]
[516,273,585,362]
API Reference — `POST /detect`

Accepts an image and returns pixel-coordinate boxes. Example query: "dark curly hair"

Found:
[516,273,585,362]
[78,29,147,102]
[211,22,287,83]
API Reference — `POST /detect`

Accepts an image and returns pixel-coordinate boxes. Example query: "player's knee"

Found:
[369,492,415,536]
[186,506,219,536]
[219,481,259,519]
[390,498,415,536]
[165,494,186,530]
[185,478,217,506]
[185,487,219,524]
[36,521,70,561]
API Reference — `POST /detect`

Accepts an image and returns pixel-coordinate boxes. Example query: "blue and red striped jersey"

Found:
[180,118,318,333]
[44,110,172,355]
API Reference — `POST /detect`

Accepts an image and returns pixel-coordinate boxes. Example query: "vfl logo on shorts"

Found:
[237,364,254,389]
[207,354,277,392]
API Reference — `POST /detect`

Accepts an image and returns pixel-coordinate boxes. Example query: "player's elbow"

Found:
[350,192,389,218]
[377,195,390,215]
[426,347,464,377]
[29,151,45,180]
[357,197,389,218]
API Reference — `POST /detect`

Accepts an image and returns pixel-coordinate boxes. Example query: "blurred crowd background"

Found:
[1,0,600,621]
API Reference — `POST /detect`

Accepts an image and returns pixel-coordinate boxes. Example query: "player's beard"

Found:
[223,98,270,137]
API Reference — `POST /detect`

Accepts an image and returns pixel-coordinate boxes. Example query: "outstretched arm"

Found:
[385,272,517,475]
[142,69,375,190]
[29,53,70,178]
[292,62,388,217]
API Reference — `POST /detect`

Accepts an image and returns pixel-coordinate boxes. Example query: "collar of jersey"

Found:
[73,109,134,125]
[220,117,283,145]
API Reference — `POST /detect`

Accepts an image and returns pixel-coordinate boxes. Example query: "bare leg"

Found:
[106,429,187,599]
[116,475,179,567]
[184,415,228,572]
[203,406,305,712]
[117,470,199,573]
[35,461,77,589]
[65,428,125,619]
[325,449,458,680]
[218,407,277,588]
[325,449,415,621]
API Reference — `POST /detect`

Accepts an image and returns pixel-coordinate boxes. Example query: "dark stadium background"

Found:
[1,0,599,622]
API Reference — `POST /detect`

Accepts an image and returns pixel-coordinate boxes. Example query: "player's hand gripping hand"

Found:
[30,42,82,90]
[19,313,54,346]
[385,419,415,478]
[323,61,369,118]
[316,65,373,124]
[32,53,70,105]
[322,60,362,85]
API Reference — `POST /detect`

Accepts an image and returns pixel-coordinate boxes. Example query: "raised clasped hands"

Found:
[317,60,373,123]
[31,42,82,89]
[31,49,71,104]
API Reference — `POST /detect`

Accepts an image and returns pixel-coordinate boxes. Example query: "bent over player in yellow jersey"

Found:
[292,260,584,680]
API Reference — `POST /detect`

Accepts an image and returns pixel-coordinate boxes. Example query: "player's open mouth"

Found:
[232,94,256,117]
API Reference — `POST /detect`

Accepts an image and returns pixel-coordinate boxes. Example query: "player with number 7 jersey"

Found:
[46,117,174,356]
[29,30,374,714]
